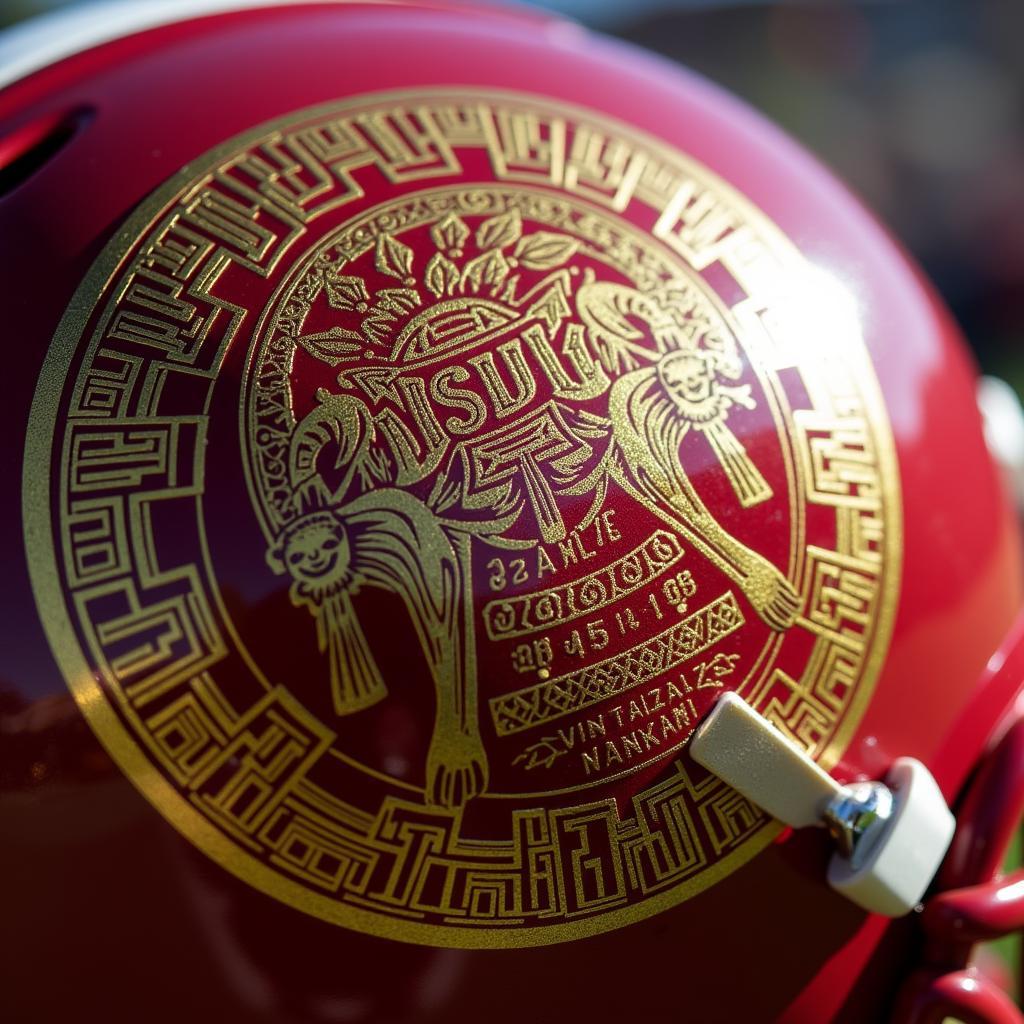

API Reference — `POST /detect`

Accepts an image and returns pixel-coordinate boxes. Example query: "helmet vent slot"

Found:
[0,106,93,199]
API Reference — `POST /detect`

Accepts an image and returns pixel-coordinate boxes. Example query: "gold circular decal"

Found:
[25,90,900,947]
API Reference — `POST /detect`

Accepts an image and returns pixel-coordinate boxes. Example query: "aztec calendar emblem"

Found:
[25,90,900,947]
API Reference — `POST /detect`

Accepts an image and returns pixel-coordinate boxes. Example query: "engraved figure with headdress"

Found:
[266,388,492,809]
[571,273,802,631]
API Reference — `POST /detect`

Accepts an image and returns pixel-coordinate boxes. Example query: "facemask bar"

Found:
[893,623,1024,1024]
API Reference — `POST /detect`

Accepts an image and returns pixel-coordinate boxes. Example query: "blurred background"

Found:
[2,0,1022,387]
[1,0,1023,1001]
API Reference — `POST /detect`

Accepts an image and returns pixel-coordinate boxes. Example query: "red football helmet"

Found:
[2,3,1023,1022]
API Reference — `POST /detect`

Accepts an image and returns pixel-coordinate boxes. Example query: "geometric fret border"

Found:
[24,89,900,947]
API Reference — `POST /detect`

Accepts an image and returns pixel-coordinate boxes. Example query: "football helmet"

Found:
[1,3,1023,1022]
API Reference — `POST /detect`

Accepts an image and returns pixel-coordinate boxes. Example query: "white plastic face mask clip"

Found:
[689,692,955,917]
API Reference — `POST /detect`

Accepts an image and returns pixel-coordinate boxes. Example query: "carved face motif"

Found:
[658,349,715,407]
[284,516,352,588]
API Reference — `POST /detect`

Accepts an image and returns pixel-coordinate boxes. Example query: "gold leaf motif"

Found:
[425,252,460,297]
[514,232,579,270]
[461,249,510,292]
[362,312,396,346]
[475,208,522,251]
[324,274,370,311]
[430,213,470,252]
[296,327,363,365]
[374,288,420,314]
[375,233,414,280]
[361,289,420,345]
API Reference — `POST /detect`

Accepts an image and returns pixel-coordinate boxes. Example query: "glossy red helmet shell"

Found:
[2,3,1022,1022]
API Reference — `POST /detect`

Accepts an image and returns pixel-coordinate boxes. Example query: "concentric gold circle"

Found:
[25,89,900,947]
